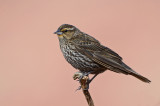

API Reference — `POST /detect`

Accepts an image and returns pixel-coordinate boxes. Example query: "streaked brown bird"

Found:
[54,24,151,87]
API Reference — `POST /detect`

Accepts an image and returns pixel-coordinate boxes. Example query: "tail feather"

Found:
[130,72,151,83]
[122,62,151,83]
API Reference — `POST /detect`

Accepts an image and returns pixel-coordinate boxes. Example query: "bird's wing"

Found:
[71,34,151,83]
[75,44,126,71]
[73,33,122,61]
[72,34,134,73]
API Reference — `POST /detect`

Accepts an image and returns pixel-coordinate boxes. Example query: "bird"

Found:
[54,24,151,87]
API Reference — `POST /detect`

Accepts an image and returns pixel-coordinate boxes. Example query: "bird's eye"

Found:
[63,30,68,32]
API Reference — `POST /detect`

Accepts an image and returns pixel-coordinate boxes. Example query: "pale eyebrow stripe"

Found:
[61,28,74,31]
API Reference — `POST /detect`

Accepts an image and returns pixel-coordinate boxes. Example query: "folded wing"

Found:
[72,34,151,83]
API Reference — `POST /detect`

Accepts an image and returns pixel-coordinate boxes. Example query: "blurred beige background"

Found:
[0,0,160,106]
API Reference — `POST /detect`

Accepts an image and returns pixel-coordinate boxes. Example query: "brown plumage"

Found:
[54,24,151,83]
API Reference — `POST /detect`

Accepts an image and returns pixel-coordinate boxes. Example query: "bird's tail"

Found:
[122,62,151,83]
[130,72,151,83]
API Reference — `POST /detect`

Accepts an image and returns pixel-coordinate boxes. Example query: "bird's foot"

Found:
[73,72,84,81]
[73,72,83,91]
[73,72,90,91]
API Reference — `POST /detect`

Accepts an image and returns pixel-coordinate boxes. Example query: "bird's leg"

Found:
[83,72,92,77]
[87,73,99,84]
[80,73,98,90]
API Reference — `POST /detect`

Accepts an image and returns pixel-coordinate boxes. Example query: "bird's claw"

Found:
[73,72,84,81]
[75,84,89,91]
[75,86,82,92]
[73,72,90,90]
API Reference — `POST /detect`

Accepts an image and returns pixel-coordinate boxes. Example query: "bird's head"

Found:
[54,24,78,40]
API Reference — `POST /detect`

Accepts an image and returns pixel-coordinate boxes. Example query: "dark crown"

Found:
[58,24,75,30]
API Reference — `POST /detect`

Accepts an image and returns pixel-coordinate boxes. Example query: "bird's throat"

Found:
[58,34,63,37]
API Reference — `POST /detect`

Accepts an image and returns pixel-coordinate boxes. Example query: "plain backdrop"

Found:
[0,0,160,106]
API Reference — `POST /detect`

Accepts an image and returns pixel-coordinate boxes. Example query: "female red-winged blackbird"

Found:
[54,24,151,85]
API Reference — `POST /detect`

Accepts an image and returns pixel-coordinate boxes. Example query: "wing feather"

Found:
[70,34,151,83]
[71,34,134,74]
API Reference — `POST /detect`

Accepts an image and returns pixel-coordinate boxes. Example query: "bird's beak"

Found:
[54,31,63,35]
